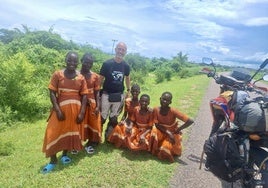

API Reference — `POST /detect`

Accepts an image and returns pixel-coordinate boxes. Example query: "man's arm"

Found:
[99,75,104,88]
[125,75,130,91]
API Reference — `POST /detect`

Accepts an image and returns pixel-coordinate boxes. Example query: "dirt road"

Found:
[169,79,232,188]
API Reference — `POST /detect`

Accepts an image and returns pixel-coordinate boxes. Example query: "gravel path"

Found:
[169,79,229,188]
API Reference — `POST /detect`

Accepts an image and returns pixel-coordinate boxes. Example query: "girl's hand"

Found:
[56,109,65,121]
[76,113,84,123]
[139,135,145,144]
[125,127,132,134]
[166,130,175,144]
[93,107,100,115]
[174,128,182,134]
[119,120,125,126]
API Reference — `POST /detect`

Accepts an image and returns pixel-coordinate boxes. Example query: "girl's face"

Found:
[81,58,93,72]
[66,53,78,71]
[160,94,172,107]
[139,96,150,109]
[131,88,140,98]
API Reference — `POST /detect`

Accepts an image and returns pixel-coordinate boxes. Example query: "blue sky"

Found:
[1,0,268,68]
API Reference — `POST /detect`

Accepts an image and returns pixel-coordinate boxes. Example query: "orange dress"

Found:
[126,106,154,151]
[42,70,88,157]
[107,98,139,148]
[80,72,102,144]
[123,98,140,119]
[149,107,189,162]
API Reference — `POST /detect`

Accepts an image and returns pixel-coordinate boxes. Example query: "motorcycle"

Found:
[200,57,268,188]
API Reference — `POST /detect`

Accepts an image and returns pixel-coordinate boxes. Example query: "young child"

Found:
[149,91,194,162]
[126,94,154,151]
[107,84,140,148]
[80,53,102,154]
[120,83,140,122]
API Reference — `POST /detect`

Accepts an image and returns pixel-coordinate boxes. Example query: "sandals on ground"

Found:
[41,155,71,173]
[71,150,79,155]
[41,163,56,174]
[61,155,71,164]
[85,146,95,154]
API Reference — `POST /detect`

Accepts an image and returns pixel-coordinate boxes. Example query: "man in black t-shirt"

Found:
[99,42,131,140]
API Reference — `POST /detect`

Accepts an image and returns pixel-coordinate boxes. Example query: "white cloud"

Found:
[244,17,268,26]
[243,52,268,62]
[198,41,230,54]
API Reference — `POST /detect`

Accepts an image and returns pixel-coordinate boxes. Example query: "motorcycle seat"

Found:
[219,75,245,87]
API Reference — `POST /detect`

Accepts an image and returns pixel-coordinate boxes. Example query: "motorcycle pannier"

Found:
[204,132,246,182]
[234,102,267,133]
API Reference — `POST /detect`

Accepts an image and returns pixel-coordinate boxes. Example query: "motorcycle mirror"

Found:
[249,59,268,82]
[253,74,268,84]
[202,57,213,65]
[263,75,268,81]
[260,59,268,69]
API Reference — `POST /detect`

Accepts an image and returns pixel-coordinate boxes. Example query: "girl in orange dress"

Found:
[107,84,140,148]
[150,91,194,162]
[80,53,101,154]
[42,52,88,173]
[120,83,140,122]
[126,94,154,151]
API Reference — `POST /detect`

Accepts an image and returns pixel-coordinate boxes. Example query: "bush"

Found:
[0,53,49,121]
[130,71,145,85]
[178,69,190,78]
[155,67,173,83]
[165,70,172,81]
[0,106,18,131]
[155,71,165,84]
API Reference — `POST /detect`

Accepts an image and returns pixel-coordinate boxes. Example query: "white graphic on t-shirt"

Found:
[112,71,123,82]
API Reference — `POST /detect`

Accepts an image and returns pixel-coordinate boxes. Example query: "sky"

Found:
[0,0,268,68]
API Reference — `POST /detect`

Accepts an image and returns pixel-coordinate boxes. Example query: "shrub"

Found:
[0,106,18,131]
[178,69,190,78]
[130,71,145,85]
[155,71,165,84]
[0,53,49,121]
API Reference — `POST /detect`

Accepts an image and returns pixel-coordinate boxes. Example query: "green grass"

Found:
[0,75,210,187]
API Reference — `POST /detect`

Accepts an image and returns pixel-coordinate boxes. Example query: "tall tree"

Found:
[0,28,23,44]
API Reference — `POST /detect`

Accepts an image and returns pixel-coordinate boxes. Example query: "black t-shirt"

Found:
[100,59,130,93]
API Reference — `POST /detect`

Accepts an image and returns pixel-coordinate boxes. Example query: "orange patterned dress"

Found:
[107,98,139,148]
[80,71,102,144]
[149,107,189,162]
[126,106,154,151]
[42,70,88,157]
